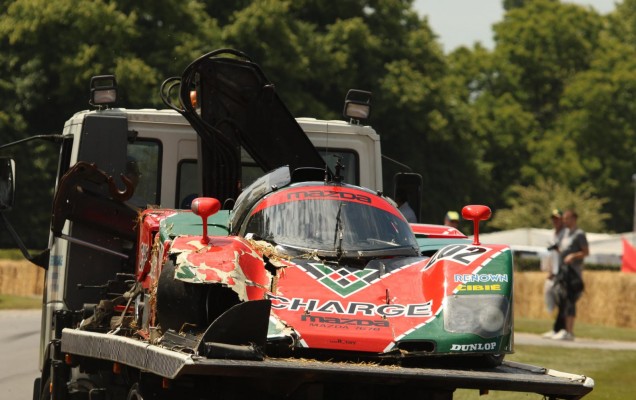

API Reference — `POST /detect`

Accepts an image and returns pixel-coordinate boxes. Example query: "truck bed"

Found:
[61,328,593,399]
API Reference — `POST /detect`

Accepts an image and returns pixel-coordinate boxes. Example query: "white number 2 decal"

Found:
[427,245,488,266]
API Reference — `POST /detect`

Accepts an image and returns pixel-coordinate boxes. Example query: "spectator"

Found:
[395,192,417,223]
[444,211,460,228]
[541,209,565,337]
[551,209,589,341]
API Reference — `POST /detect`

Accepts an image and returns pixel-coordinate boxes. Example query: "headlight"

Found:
[444,295,510,338]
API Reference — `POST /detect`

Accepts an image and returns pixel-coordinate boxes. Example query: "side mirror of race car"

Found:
[191,197,221,245]
[461,205,491,246]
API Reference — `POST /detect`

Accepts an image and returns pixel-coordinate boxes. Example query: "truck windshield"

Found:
[243,191,418,255]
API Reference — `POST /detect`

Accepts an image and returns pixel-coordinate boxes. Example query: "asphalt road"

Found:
[0,309,41,400]
[0,309,634,400]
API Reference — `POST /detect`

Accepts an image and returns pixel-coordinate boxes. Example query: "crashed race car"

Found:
[128,165,513,368]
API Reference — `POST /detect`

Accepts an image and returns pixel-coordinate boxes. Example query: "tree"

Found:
[492,0,603,127]
[449,1,621,232]
[552,35,636,232]
[0,0,222,247]
[490,178,609,232]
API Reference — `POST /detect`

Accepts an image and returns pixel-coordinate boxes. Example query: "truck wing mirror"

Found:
[0,157,15,211]
[0,157,49,269]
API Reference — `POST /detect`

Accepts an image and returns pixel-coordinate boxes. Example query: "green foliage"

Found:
[490,178,609,231]
[493,0,603,126]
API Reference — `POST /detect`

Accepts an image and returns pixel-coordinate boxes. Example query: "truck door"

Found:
[58,114,155,310]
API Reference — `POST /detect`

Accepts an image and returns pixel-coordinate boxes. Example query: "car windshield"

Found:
[243,186,419,256]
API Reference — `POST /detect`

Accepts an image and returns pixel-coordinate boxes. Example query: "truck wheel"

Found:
[127,383,144,400]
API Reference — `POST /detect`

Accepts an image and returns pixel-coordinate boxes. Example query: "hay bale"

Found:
[515,270,636,329]
[0,260,44,296]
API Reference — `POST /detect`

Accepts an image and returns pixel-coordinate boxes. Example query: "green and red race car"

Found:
[137,165,513,368]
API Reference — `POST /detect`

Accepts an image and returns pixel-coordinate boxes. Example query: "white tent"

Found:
[477,228,636,266]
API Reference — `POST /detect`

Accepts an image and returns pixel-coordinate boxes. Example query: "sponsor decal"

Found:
[302,263,378,297]
[456,284,502,292]
[269,294,432,318]
[454,274,509,283]
[450,342,497,352]
[329,338,358,345]
[49,255,64,268]
[286,190,372,204]
[426,244,489,267]
[301,314,389,328]
[250,185,403,218]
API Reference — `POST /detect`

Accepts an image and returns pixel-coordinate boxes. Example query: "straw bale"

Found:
[515,270,636,329]
[0,260,45,296]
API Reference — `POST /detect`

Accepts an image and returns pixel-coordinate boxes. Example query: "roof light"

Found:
[343,89,372,122]
[89,75,118,107]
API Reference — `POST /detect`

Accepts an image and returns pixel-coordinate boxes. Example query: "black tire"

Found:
[156,260,209,331]
[481,353,505,368]
[156,260,240,333]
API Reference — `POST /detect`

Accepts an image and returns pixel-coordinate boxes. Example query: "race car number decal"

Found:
[426,244,488,266]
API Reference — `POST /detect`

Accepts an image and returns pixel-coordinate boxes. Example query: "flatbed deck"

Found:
[61,328,594,399]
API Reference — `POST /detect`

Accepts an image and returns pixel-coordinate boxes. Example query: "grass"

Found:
[455,318,636,400]
[454,344,636,400]
[515,317,636,342]
[0,293,41,309]
[0,248,29,260]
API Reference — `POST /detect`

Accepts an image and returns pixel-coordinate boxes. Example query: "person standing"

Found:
[444,211,460,228]
[551,209,589,341]
[541,209,565,337]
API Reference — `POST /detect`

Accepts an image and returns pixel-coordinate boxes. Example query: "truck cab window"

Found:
[177,159,198,208]
[127,140,161,207]
[318,149,359,185]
